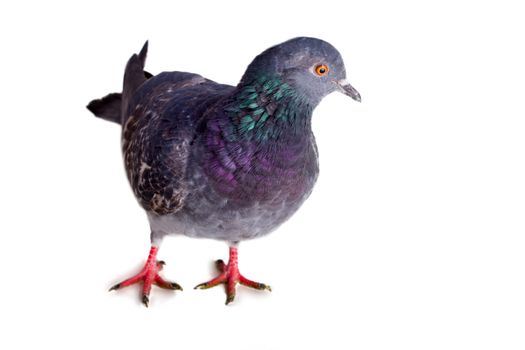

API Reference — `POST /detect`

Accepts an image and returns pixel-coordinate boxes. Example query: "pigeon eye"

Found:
[314,64,329,76]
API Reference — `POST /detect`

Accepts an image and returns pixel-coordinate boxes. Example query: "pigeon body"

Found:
[141,77,320,242]
[87,37,360,305]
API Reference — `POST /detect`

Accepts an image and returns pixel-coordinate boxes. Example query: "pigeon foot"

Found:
[109,246,182,307]
[194,246,271,305]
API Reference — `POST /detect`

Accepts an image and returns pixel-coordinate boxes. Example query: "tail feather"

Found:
[121,41,150,124]
[86,93,122,124]
[86,41,151,125]
[138,40,148,68]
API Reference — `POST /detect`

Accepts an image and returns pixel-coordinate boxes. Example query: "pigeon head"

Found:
[240,37,361,105]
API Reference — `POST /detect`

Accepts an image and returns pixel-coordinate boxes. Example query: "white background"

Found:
[0,0,524,349]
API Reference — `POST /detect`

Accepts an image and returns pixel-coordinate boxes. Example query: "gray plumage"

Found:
[87,37,360,305]
[89,37,360,243]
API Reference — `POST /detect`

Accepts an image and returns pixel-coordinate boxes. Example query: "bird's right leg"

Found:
[109,239,182,307]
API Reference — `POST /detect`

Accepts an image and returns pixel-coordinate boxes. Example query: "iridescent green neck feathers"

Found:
[224,76,314,142]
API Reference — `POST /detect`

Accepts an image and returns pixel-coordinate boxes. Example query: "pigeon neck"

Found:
[223,75,314,143]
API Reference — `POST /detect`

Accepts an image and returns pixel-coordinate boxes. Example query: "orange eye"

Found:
[314,64,329,76]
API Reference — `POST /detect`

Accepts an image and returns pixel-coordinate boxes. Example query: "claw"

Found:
[225,294,235,305]
[171,282,183,291]
[108,283,120,292]
[142,295,149,307]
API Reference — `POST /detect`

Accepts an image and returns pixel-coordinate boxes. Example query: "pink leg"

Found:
[109,246,182,307]
[194,245,271,305]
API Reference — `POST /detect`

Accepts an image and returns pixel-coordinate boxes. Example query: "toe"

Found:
[239,275,272,292]
[154,275,183,291]
[194,273,227,289]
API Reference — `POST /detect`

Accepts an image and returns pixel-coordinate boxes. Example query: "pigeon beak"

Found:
[336,79,361,102]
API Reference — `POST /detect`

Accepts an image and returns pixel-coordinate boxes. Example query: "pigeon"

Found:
[87,37,361,306]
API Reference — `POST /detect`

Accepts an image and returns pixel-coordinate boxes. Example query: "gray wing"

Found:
[122,105,191,215]
[122,72,233,215]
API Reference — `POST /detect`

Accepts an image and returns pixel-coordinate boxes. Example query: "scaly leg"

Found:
[194,245,271,305]
[109,245,182,307]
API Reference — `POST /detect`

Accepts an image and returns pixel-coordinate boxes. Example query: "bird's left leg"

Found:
[194,242,271,305]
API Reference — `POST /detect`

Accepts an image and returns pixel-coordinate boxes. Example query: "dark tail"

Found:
[86,41,150,125]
